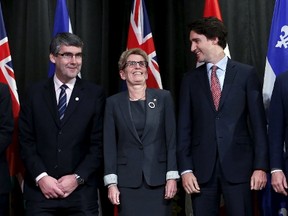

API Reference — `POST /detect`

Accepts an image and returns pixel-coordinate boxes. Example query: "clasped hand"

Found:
[38,174,78,199]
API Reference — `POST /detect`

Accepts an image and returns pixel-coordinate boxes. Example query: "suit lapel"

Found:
[118,91,142,142]
[61,77,83,125]
[43,79,61,127]
[141,89,158,141]
[218,59,237,110]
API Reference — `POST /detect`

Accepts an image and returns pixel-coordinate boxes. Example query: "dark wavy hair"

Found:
[188,16,228,49]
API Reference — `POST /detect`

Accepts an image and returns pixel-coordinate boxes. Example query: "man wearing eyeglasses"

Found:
[19,32,105,215]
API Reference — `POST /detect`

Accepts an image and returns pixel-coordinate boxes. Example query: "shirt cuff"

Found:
[181,170,193,175]
[271,169,282,174]
[104,174,118,186]
[166,171,180,180]
[35,172,48,185]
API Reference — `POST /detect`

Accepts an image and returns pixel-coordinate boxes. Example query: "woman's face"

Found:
[119,54,148,86]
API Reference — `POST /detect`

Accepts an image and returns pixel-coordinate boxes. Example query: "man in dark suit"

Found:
[177,17,269,216]
[268,71,288,196]
[19,32,105,215]
[0,82,13,216]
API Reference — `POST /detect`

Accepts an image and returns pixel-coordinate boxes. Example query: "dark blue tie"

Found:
[58,84,68,120]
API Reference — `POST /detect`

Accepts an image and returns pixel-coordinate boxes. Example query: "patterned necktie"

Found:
[210,65,221,110]
[58,84,68,120]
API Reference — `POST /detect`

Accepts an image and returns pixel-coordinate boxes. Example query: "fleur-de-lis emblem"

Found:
[276,25,288,49]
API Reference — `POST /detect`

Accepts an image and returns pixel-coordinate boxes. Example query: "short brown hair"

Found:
[118,48,149,70]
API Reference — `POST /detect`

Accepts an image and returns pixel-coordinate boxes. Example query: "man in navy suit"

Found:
[19,33,105,215]
[268,71,288,196]
[0,83,13,216]
[177,17,269,216]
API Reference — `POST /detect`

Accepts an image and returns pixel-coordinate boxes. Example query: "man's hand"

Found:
[181,172,200,194]
[108,185,120,205]
[250,170,267,190]
[164,179,177,199]
[38,176,65,199]
[57,174,78,198]
[271,171,288,196]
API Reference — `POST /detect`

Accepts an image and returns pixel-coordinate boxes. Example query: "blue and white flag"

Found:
[262,0,288,215]
[262,0,288,109]
[48,0,73,77]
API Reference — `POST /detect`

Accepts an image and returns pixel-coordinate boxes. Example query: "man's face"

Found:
[189,31,217,63]
[50,45,82,83]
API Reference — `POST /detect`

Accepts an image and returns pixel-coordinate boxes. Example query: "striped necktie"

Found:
[58,84,68,120]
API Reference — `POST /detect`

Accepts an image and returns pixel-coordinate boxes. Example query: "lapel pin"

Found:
[75,97,79,101]
[148,99,156,109]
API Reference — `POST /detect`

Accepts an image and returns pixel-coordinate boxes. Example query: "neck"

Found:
[128,84,146,101]
[210,50,225,64]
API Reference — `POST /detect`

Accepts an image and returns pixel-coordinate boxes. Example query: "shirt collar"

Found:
[53,75,76,90]
[206,55,228,72]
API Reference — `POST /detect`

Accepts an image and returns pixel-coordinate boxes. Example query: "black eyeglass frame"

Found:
[56,52,84,59]
[124,61,148,69]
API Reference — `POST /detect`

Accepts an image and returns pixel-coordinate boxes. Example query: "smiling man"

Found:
[177,17,269,216]
[19,32,105,216]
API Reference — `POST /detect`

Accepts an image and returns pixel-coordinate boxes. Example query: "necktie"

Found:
[210,65,221,110]
[58,84,68,120]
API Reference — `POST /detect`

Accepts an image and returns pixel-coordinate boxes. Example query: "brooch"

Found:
[148,99,157,109]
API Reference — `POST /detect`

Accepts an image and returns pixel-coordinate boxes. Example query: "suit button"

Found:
[54,165,58,169]
[58,149,61,152]
[139,145,143,150]
[59,131,62,135]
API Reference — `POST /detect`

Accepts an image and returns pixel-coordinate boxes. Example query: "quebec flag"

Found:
[262,0,288,215]
[262,0,288,110]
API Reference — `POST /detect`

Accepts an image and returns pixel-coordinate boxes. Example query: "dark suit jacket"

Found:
[19,77,105,201]
[0,83,13,194]
[104,88,178,187]
[269,71,288,175]
[177,59,268,184]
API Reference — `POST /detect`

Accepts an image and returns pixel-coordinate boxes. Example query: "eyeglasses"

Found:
[124,61,148,69]
[57,52,83,60]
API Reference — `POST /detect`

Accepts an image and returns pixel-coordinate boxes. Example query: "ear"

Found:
[119,70,126,80]
[49,54,56,63]
[144,71,148,80]
[212,37,219,45]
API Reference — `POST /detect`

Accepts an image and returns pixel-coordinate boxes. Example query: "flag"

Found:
[48,0,73,78]
[127,0,162,89]
[0,1,23,181]
[262,0,288,215]
[262,0,288,110]
[0,3,25,215]
[203,0,231,58]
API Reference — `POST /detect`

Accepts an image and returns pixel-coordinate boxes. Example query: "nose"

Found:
[191,42,197,52]
[70,55,77,63]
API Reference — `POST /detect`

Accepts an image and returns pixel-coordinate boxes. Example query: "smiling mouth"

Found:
[132,71,143,75]
[194,50,201,56]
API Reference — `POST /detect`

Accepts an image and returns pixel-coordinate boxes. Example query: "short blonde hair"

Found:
[118,48,149,70]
